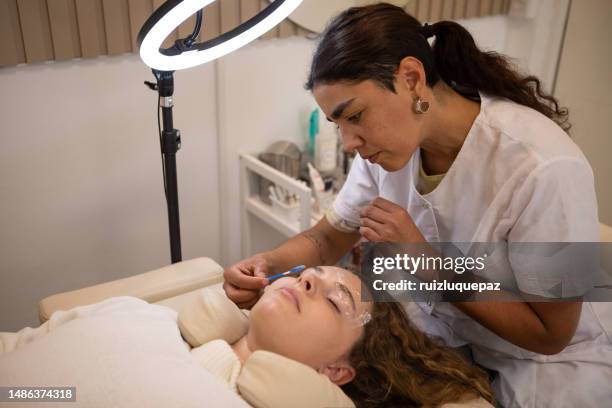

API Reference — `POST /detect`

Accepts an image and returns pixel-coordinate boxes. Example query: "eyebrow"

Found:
[314,267,356,312]
[327,98,356,121]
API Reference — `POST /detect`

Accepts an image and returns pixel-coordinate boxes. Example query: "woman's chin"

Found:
[379,160,400,172]
[379,156,411,172]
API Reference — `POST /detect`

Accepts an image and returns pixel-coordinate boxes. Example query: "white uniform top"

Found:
[330,93,612,407]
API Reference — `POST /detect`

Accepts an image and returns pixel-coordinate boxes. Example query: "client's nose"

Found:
[297,272,317,296]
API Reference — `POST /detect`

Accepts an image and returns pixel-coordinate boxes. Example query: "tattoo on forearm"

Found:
[301,231,327,265]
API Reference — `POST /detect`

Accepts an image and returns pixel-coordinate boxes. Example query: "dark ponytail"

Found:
[306,3,570,132]
[430,20,569,131]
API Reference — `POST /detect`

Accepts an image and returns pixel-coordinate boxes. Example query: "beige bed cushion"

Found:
[178,286,249,347]
[154,287,208,313]
[38,257,223,323]
[238,350,355,408]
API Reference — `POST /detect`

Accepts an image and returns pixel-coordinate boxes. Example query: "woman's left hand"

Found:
[359,197,424,243]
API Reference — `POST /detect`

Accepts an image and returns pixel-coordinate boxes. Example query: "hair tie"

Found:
[420,22,436,39]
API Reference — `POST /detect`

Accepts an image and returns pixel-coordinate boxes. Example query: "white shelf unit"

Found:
[240,153,319,257]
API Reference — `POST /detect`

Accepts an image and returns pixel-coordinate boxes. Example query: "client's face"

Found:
[249,266,371,377]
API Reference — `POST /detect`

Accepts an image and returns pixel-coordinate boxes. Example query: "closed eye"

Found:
[348,111,362,123]
[328,298,340,312]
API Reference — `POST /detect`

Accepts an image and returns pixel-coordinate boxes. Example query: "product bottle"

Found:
[308,108,319,160]
[315,113,338,174]
[307,162,326,214]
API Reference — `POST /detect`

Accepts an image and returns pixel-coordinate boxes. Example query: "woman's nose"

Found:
[340,128,364,153]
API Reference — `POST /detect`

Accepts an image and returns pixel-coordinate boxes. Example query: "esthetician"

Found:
[223,4,612,407]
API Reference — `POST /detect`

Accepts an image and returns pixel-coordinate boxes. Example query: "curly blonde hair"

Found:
[342,301,494,407]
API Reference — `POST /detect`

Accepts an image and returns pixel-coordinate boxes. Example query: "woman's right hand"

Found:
[223,254,271,309]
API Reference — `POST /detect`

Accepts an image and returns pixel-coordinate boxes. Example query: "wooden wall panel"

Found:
[429,0,443,21]
[440,0,454,20]
[102,0,132,55]
[202,1,221,42]
[464,0,480,19]
[0,0,511,67]
[152,0,178,49]
[240,0,259,22]
[259,0,277,40]
[453,0,467,19]
[405,0,500,21]
[0,0,26,66]
[502,0,511,14]
[491,0,504,15]
[47,0,81,60]
[416,0,431,22]
[295,26,311,37]
[128,0,153,51]
[479,0,492,16]
[76,0,107,58]
[220,0,240,33]
[278,20,296,38]
[17,0,54,63]
[404,0,418,17]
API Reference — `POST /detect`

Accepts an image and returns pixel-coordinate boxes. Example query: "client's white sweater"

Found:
[0,297,250,408]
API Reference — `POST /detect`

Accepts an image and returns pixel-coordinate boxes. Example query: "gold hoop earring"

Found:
[413,97,429,114]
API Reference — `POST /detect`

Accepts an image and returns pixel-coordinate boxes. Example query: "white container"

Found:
[269,195,300,224]
[315,119,338,174]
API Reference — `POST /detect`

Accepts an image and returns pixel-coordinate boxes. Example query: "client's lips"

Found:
[281,287,300,312]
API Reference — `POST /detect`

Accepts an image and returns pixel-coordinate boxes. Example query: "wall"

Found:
[555,0,612,224]
[503,0,570,92]
[0,54,220,331]
[216,37,317,265]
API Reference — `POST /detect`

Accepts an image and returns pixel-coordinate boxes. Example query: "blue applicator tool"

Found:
[267,265,306,282]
